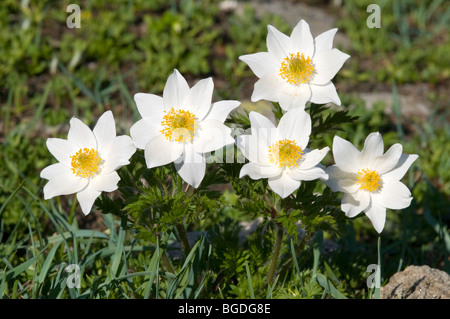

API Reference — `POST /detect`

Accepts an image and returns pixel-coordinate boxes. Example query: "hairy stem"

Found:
[161,250,175,274]
[278,231,314,278]
[176,222,191,256]
[266,222,284,284]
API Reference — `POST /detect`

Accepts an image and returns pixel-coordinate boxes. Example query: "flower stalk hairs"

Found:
[41,111,136,215]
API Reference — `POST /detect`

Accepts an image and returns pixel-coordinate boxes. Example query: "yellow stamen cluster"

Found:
[160,108,197,143]
[356,168,381,192]
[279,52,314,85]
[269,139,303,169]
[71,148,102,178]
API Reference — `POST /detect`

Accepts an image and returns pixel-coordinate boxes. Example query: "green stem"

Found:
[279,231,314,277]
[374,236,381,299]
[68,196,78,225]
[266,222,284,284]
[176,172,183,194]
[176,222,191,256]
[161,250,175,274]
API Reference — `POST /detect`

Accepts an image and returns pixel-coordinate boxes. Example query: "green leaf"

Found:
[0,252,42,282]
[37,241,63,284]
[316,273,347,299]
[245,261,255,299]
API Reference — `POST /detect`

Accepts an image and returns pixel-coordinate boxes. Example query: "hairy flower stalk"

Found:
[266,221,284,284]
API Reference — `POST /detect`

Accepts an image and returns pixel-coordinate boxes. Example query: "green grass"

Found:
[0,0,449,299]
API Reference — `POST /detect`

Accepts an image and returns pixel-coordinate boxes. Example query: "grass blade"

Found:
[0,252,42,282]
[37,241,63,284]
[245,260,255,299]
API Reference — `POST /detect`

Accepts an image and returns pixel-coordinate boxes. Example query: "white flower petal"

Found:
[383,154,418,180]
[370,143,403,174]
[267,25,291,62]
[314,28,338,54]
[309,81,341,105]
[239,162,281,180]
[163,69,190,109]
[41,163,70,180]
[277,108,311,149]
[46,138,78,167]
[341,191,370,218]
[364,201,387,233]
[251,71,280,103]
[298,147,329,170]
[102,135,136,174]
[204,100,240,123]
[248,111,278,147]
[236,134,270,165]
[43,171,88,200]
[144,134,183,169]
[174,145,206,188]
[76,184,101,215]
[93,111,116,156]
[312,48,350,85]
[278,84,311,111]
[239,52,275,78]
[268,173,301,198]
[67,117,97,149]
[184,77,214,120]
[324,165,358,193]
[358,132,384,165]
[92,171,120,193]
[332,135,360,171]
[288,166,328,181]
[290,19,314,58]
[193,119,235,154]
[130,118,162,150]
[372,176,413,210]
[249,111,276,130]
[134,93,164,119]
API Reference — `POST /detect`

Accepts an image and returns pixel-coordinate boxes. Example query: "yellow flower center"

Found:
[356,168,381,192]
[279,52,314,85]
[71,148,102,178]
[269,139,303,169]
[160,108,197,143]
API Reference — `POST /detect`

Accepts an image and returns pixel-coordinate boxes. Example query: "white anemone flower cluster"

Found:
[40,18,417,234]
[237,19,417,232]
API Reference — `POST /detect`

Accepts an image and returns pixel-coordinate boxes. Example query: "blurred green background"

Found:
[0,0,449,299]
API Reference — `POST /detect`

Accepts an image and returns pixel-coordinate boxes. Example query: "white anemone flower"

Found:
[239,19,350,111]
[236,109,329,198]
[41,111,137,215]
[325,132,418,233]
[130,69,240,188]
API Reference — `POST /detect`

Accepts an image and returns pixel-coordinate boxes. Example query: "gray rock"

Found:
[235,0,351,50]
[359,90,430,118]
[380,265,450,299]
